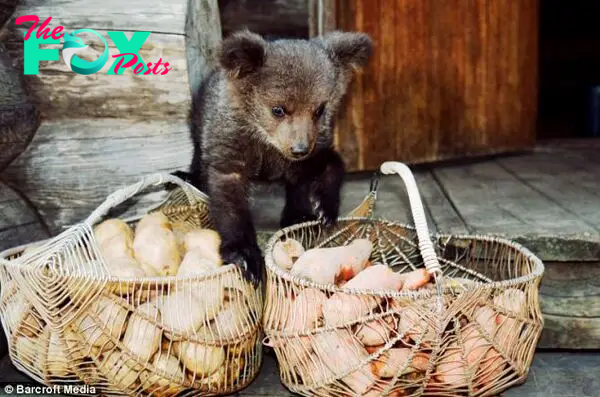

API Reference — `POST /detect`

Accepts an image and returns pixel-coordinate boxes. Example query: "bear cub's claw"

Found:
[221,243,264,288]
[311,192,339,229]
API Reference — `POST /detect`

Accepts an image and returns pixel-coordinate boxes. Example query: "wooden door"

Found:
[310,0,539,172]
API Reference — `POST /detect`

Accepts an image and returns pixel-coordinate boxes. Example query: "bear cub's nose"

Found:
[291,143,309,157]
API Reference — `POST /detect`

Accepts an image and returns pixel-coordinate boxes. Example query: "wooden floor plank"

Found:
[0,350,598,396]
[495,153,600,232]
[534,145,600,196]
[249,172,450,234]
[539,315,600,350]
[3,119,194,234]
[432,160,600,260]
[348,173,437,231]
[535,142,600,175]
[537,261,600,349]
[415,171,470,235]
[236,351,600,397]
[0,182,49,253]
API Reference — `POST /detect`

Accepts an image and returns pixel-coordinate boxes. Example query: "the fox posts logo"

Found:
[16,15,172,76]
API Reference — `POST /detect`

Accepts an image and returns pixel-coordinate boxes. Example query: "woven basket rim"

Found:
[264,216,545,297]
[0,239,248,285]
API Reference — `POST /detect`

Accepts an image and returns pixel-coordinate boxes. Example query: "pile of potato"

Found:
[270,237,527,396]
[4,211,260,395]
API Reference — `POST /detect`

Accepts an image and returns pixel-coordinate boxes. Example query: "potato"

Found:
[159,283,224,338]
[434,341,467,387]
[493,288,527,355]
[355,314,397,346]
[285,288,327,331]
[136,212,171,233]
[291,239,373,284]
[457,305,500,385]
[227,332,258,357]
[140,352,185,394]
[461,326,491,375]
[323,294,380,327]
[173,340,225,377]
[272,238,305,270]
[323,265,403,326]
[470,288,526,387]
[399,268,431,290]
[196,300,252,341]
[473,305,497,335]
[367,347,430,378]
[183,229,222,266]
[311,330,377,395]
[191,355,244,392]
[394,300,437,346]
[294,357,331,393]
[63,328,101,360]
[98,234,134,261]
[94,219,135,246]
[479,348,507,388]
[97,350,139,390]
[122,302,162,362]
[191,357,241,391]
[133,224,182,276]
[105,256,146,278]
[73,296,129,352]
[178,249,221,276]
[4,292,44,337]
[44,329,73,378]
[271,288,327,371]
[14,335,43,373]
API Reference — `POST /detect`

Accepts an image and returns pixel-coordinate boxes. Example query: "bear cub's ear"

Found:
[317,31,373,71]
[218,30,266,78]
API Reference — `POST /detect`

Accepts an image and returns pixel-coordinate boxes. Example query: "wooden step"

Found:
[0,351,597,396]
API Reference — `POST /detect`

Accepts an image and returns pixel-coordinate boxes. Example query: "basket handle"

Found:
[83,173,201,227]
[380,161,442,276]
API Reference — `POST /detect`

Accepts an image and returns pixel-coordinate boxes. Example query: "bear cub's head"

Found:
[217,30,373,161]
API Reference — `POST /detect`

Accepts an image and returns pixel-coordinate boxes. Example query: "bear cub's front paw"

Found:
[221,243,264,288]
[310,192,339,229]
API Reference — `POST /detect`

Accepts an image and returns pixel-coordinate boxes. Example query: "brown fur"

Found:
[174,30,373,285]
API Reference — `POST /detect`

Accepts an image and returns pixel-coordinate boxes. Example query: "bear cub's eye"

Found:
[272,106,286,118]
[314,103,326,119]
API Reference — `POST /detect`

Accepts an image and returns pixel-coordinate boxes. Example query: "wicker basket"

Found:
[0,173,263,396]
[262,161,545,397]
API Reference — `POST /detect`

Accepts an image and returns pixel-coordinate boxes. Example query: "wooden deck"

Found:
[250,139,600,262]
[0,351,598,396]
[0,139,599,395]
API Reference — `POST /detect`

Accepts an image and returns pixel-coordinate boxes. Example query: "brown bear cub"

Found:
[174,30,373,286]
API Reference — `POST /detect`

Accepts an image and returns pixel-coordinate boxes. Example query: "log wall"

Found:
[0,0,222,244]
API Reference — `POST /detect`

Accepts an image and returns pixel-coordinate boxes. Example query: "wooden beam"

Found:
[0,181,49,252]
[220,0,309,38]
[0,0,18,30]
[432,160,600,261]
[0,42,40,172]
[537,261,600,349]
[308,0,336,37]
[0,26,190,120]
[2,118,193,233]
[495,153,600,230]
[186,0,222,95]
[6,0,188,34]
